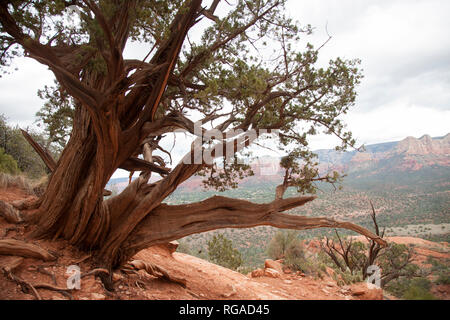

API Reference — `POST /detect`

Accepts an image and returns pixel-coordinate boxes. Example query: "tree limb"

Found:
[125,195,387,256]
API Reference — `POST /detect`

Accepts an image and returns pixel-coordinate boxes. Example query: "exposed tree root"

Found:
[33,284,74,300]
[0,256,24,273]
[0,200,22,224]
[3,270,42,300]
[73,254,92,264]
[81,268,110,279]
[0,239,56,261]
[1,259,74,299]
[11,198,40,211]
[126,259,187,288]
[37,265,57,285]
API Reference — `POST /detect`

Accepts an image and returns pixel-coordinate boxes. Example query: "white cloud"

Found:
[0,57,54,127]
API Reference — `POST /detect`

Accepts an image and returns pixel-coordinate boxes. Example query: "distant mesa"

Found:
[107,133,449,191]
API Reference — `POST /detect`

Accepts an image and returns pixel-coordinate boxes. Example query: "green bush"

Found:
[0,114,55,178]
[387,277,437,300]
[435,274,450,285]
[207,234,242,271]
[0,147,20,174]
[267,231,325,275]
[403,285,437,300]
[267,230,300,260]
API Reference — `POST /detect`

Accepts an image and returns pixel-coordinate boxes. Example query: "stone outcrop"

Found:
[349,282,383,300]
[264,268,281,278]
[264,259,283,274]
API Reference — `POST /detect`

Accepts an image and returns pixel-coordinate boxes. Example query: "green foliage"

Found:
[427,257,450,285]
[403,286,437,300]
[435,274,450,285]
[377,243,420,282]
[207,234,242,271]
[0,147,20,174]
[267,230,300,260]
[401,278,437,300]
[385,277,437,300]
[335,269,364,286]
[267,230,324,275]
[0,114,55,179]
[36,81,74,151]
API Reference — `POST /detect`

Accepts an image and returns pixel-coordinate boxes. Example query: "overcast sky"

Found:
[0,0,449,155]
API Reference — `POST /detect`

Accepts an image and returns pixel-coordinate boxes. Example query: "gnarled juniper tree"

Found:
[0,0,386,280]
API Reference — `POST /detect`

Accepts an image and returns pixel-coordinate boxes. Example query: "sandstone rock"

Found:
[166,240,179,254]
[350,282,383,300]
[251,268,265,278]
[283,280,292,284]
[90,293,106,300]
[264,259,283,274]
[283,268,292,274]
[264,268,281,278]
[221,284,237,298]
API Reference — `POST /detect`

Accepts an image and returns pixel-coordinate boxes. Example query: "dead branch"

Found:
[20,130,57,172]
[3,270,42,300]
[0,239,56,261]
[120,157,170,175]
[37,265,57,285]
[33,283,74,300]
[0,200,22,223]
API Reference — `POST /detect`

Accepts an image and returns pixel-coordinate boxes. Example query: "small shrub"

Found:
[207,234,242,271]
[435,274,450,285]
[387,277,436,300]
[403,285,437,300]
[0,148,20,175]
